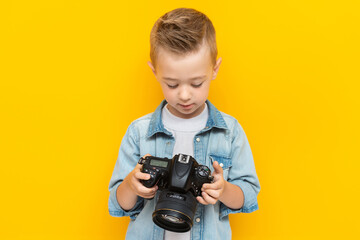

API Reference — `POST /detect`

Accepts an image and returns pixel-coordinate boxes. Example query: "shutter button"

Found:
[196,138,200,142]
[195,218,200,223]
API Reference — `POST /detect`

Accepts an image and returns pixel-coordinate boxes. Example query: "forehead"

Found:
[156,44,213,78]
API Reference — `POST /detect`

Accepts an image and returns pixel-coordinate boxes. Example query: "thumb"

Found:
[212,161,223,175]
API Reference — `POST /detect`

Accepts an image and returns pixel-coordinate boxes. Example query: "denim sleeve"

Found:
[108,122,144,220]
[219,121,260,220]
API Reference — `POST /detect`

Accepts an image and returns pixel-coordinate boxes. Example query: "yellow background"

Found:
[1,0,359,239]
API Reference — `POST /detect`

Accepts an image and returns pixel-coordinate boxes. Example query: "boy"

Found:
[108,8,260,240]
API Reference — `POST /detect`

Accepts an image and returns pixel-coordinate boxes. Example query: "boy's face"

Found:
[148,43,222,119]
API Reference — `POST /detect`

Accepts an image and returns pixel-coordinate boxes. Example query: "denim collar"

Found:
[147,100,228,138]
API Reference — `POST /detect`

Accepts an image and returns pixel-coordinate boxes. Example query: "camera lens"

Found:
[161,214,185,223]
[152,190,197,232]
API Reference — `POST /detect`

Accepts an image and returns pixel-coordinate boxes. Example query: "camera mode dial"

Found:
[196,165,211,178]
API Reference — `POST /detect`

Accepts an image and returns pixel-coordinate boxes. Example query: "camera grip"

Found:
[140,167,161,188]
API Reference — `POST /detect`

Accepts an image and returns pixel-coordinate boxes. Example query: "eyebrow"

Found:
[162,75,207,81]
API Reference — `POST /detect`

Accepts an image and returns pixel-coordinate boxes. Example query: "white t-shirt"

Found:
[161,103,209,240]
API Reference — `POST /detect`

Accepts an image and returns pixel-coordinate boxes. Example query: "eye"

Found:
[192,82,203,88]
[167,84,178,89]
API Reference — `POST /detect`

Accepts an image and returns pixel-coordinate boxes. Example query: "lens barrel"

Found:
[152,190,197,232]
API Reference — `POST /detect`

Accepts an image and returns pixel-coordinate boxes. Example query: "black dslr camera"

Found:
[138,154,213,232]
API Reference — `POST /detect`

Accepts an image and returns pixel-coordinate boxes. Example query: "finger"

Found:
[212,173,225,182]
[140,153,152,160]
[212,161,223,175]
[134,171,151,180]
[141,189,157,198]
[140,192,156,199]
[136,184,158,196]
[130,173,154,190]
[201,191,217,205]
[203,189,220,199]
[134,163,143,170]
[196,196,209,205]
[202,181,221,190]
[139,191,155,198]
[202,183,211,190]
[136,153,152,169]
[142,185,158,198]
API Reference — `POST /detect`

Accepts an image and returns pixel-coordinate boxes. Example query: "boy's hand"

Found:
[125,154,158,199]
[196,161,226,205]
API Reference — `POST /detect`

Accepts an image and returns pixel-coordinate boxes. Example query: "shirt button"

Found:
[195,218,200,223]
[219,163,224,168]
[196,138,200,142]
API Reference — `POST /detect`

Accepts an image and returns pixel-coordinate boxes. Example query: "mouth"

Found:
[179,104,194,109]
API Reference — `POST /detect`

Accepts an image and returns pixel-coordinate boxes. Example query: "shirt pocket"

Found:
[209,155,232,180]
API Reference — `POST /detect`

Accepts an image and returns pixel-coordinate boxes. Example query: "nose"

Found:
[179,85,191,102]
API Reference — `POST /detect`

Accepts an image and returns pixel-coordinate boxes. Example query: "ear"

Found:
[212,57,222,80]
[147,61,156,76]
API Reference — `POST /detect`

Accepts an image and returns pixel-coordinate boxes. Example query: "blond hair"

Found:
[150,8,217,70]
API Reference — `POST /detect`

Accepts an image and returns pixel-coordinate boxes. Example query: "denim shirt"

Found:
[108,100,260,240]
